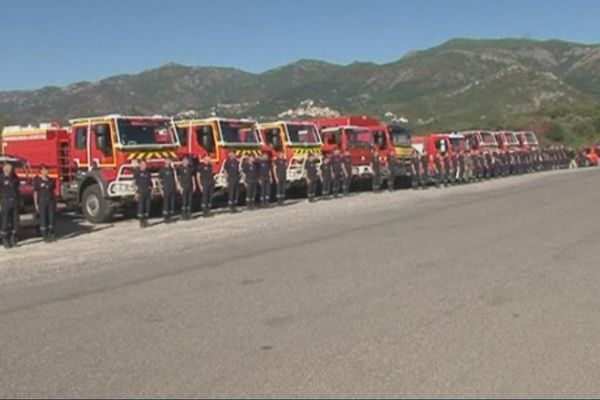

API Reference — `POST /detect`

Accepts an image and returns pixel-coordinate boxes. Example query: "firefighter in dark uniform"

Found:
[443,152,452,186]
[0,163,20,248]
[434,152,443,188]
[197,155,214,217]
[331,150,343,198]
[387,150,397,191]
[33,165,56,242]
[305,153,318,202]
[158,157,177,223]
[274,152,287,205]
[242,155,258,209]
[224,151,240,212]
[320,156,332,198]
[258,153,273,207]
[342,150,352,195]
[421,150,430,189]
[457,148,466,183]
[177,156,196,220]
[450,150,458,184]
[472,150,481,180]
[371,148,382,192]
[133,159,152,228]
[411,150,421,189]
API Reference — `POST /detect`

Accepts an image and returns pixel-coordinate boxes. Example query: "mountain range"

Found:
[1,38,600,143]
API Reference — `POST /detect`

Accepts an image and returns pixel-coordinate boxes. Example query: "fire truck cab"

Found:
[2,115,180,223]
[460,130,499,154]
[312,118,374,178]
[494,131,520,152]
[516,131,540,151]
[257,121,322,183]
[411,133,452,157]
[175,118,263,188]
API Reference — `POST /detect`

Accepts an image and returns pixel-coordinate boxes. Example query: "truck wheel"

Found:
[81,184,113,223]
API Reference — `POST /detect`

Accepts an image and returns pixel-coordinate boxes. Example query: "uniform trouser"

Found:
[246,181,257,205]
[388,171,395,190]
[162,190,176,218]
[307,178,317,199]
[39,199,55,234]
[137,192,151,220]
[373,172,382,190]
[259,179,270,203]
[227,180,239,207]
[181,187,193,215]
[201,182,214,211]
[1,198,18,238]
[332,174,341,196]
[322,176,331,196]
[422,171,429,186]
[276,177,285,201]
[444,168,451,184]
[343,174,352,194]
[458,166,465,182]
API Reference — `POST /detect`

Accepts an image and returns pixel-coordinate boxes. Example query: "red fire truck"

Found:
[256,121,322,184]
[460,130,499,154]
[411,133,453,157]
[174,118,264,188]
[1,115,180,223]
[494,131,521,152]
[312,118,374,179]
[516,131,540,151]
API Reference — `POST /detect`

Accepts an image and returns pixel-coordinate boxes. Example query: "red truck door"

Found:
[90,122,115,167]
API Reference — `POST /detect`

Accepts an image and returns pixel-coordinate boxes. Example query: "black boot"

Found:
[3,236,10,249]
[139,219,145,228]
[10,234,18,248]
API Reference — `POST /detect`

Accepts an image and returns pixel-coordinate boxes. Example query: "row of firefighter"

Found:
[0,113,542,224]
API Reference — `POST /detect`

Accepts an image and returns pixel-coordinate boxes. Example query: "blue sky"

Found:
[1,0,599,90]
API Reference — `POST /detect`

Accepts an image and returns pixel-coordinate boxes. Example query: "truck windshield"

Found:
[346,128,373,145]
[525,132,538,145]
[286,124,320,144]
[388,125,411,146]
[220,121,260,144]
[480,132,497,145]
[117,119,177,147]
[505,133,519,145]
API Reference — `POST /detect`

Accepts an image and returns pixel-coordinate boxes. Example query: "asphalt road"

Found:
[1,168,600,398]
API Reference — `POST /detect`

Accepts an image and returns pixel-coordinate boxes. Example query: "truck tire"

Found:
[81,184,113,223]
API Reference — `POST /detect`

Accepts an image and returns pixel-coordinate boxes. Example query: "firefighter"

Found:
[371,148,382,192]
[443,152,452,186]
[411,150,421,189]
[158,157,177,223]
[258,153,273,207]
[305,153,318,202]
[421,150,430,189]
[450,150,459,184]
[33,165,56,242]
[433,152,443,188]
[320,156,332,198]
[387,149,397,191]
[342,150,352,195]
[224,151,240,212]
[133,160,152,228]
[331,149,343,198]
[197,155,214,217]
[242,155,258,209]
[274,152,286,205]
[457,148,466,183]
[0,163,20,248]
[178,156,196,220]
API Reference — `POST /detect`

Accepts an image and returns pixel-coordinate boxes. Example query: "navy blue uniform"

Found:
[331,154,343,197]
[242,159,258,208]
[372,153,382,191]
[198,162,214,215]
[306,158,318,201]
[158,166,176,221]
[274,157,286,204]
[134,168,152,225]
[0,173,20,246]
[178,165,195,218]
[224,158,240,210]
[320,161,332,197]
[258,158,272,206]
[342,155,352,194]
[33,176,56,238]
[387,153,397,191]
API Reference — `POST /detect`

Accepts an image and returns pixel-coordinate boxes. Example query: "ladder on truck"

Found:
[57,140,73,182]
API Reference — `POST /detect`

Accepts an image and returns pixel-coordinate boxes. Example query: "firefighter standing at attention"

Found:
[33,165,56,242]
[411,149,421,189]
[242,155,258,209]
[177,156,196,220]
[320,156,332,198]
[274,152,287,205]
[133,159,152,228]
[387,149,397,191]
[371,148,382,192]
[158,157,178,223]
[197,155,214,217]
[258,153,273,207]
[331,149,343,198]
[0,163,20,248]
[305,153,318,202]
[342,150,352,195]
[224,151,240,213]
